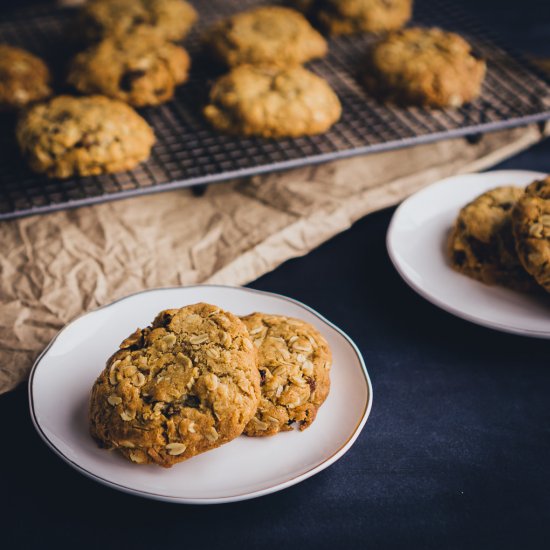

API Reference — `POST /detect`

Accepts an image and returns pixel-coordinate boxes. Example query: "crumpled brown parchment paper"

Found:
[0,124,547,393]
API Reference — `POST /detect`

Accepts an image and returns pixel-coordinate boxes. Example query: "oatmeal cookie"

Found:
[316,0,412,35]
[512,176,550,292]
[203,65,341,138]
[89,303,261,467]
[364,27,486,107]
[448,186,535,291]
[0,44,51,111]
[68,28,190,107]
[241,313,332,437]
[206,6,327,67]
[77,0,197,43]
[16,95,155,178]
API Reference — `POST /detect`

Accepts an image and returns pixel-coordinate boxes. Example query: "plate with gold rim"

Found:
[387,170,550,338]
[29,285,372,504]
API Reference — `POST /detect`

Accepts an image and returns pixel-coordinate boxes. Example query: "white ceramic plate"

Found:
[387,169,550,338]
[29,285,372,504]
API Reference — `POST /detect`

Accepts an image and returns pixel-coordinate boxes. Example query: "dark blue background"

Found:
[1,1,549,548]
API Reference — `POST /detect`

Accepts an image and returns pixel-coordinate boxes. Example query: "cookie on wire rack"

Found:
[77,0,198,43]
[364,27,486,108]
[203,65,341,138]
[16,95,155,178]
[206,6,328,68]
[0,44,52,111]
[68,27,190,107]
[316,0,412,35]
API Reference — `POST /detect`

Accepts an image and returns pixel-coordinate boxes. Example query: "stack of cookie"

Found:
[8,0,197,179]
[448,175,550,294]
[89,302,333,467]
[203,6,342,138]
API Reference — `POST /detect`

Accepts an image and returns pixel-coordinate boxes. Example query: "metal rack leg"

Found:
[191,185,208,197]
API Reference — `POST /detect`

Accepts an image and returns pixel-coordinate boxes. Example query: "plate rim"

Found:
[386,169,550,339]
[28,284,373,504]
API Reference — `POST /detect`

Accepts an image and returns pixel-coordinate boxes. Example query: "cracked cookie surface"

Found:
[316,0,412,35]
[203,65,341,138]
[206,6,327,68]
[0,44,52,111]
[512,176,550,293]
[68,28,190,107]
[77,0,197,43]
[16,95,155,178]
[448,186,536,291]
[89,303,261,467]
[241,313,332,437]
[364,27,486,107]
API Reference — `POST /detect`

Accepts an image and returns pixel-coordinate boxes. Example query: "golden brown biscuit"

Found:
[78,0,197,43]
[512,176,550,292]
[206,6,327,67]
[241,313,332,437]
[364,27,486,108]
[89,303,261,467]
[448,186,536,291]
[203,65,342,138]
[317,0,412,35]
[68,28,190,107]
[0,44,51,111]
[16,95,155,178]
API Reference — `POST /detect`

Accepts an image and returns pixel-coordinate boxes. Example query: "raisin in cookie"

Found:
[241,313,332,437]
[206,6,327,68]
[78,0,197,43]
[16,95,155,178]
[68,28,190,107]
[90,303,261,467]
[316,0,412,35]
[203,65,341,138]
[448,186,536,291]
[0,44,51,111]
[364,27,486,108]
[512,176,550,293]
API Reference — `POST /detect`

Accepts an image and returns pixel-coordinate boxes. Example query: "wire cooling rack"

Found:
[1,0,549,220]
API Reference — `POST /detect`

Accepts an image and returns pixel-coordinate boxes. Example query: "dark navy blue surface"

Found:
[1,1,549,548]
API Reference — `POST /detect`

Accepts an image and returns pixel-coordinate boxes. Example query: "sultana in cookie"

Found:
[67,28,190,107]
[448,186,536,291]
[89,303,261,467]
[316,0,412,35]
[203,65,341,138]
[77,0,197,43]
[16,95,155,178]
[364,27,486,108]
[241,313,332,437]
[512,176,550,293]
[206,6,327,68]
[0,44,52,111]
